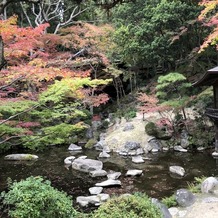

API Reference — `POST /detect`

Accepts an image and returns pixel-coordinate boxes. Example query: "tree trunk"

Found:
[0,35,6,70]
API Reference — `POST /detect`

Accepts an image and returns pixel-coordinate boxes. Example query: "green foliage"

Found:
[161,195,177,208]
[156,72,191,103]
[23,123,86,150]
[0,100,36,119]
[124,109,137,121]
[112,0,201,71]
[85,138,98,149]
[1,176,78,218]
[190,87,213,110]
[92,193,162,218]
[145,122,158,136]
[187,176,206,193]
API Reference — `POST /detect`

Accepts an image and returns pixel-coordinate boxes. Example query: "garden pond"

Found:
[0,147,218,203]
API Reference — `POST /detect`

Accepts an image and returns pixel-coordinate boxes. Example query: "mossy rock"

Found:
[145,122,172,140]
[85,139,98,149]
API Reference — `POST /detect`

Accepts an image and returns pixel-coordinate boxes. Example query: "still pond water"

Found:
[0,147,218,202]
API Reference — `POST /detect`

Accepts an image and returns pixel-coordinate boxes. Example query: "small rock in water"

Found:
[68,143,82,151]
[212,152,218,157]
[174,146,188,153]
[4,154,38,161]
[169,166,185,177]
[126,169,143,176]
[132,156,144,163]
[64,156,75,165]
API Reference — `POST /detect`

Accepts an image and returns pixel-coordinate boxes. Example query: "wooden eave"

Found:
[193,66,218,86]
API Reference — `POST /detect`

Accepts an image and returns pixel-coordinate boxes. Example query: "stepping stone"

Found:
[126,169,143,176]
[4,154,38,161]
[132,156,144,163]
[89,187,103,195]
[95,179,121,187]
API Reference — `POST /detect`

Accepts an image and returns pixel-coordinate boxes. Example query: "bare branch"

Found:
[20,2,33,27]
[0,0,40,14]
[0,76,24,90]
[0,104,39,125]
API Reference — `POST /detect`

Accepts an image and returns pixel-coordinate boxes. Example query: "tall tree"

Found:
[111,0,202,74]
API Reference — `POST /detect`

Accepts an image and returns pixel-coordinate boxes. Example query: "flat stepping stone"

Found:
[107,172,121,180]
[89,187,103,195]
[4,154,38,161]
[126,169,143,176]
[72,158,103,173]
[95,179,121,187]
[89,170,107,177]
[132,156,144,163]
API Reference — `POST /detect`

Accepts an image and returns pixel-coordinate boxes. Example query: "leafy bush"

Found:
[1,176,78,218]
[161,195,177,208]
[187,176,206,193]
[22,123,86,150]
[124,110,137,121]
[85,138,98,149]
[91,193,162,218]
[145,122,158,136]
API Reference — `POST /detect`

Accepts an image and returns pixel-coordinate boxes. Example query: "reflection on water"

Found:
[0,147,218,200]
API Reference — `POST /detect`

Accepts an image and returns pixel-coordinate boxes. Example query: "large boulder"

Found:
[72,158,103,173]
[201,177,218,193]
[175,189,195,207]
[144,137,162,153]
[124,141,141,150]
[4,154,38,161]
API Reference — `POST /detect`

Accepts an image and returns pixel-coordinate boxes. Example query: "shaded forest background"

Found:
[0,0,218,152]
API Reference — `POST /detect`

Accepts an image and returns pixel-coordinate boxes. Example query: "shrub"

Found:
[187,176,206,193]
[85,138,98,149]
[1,176,78,218]
[145,122,158,136]
[161,195,177,208]
[91,193,162,218]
